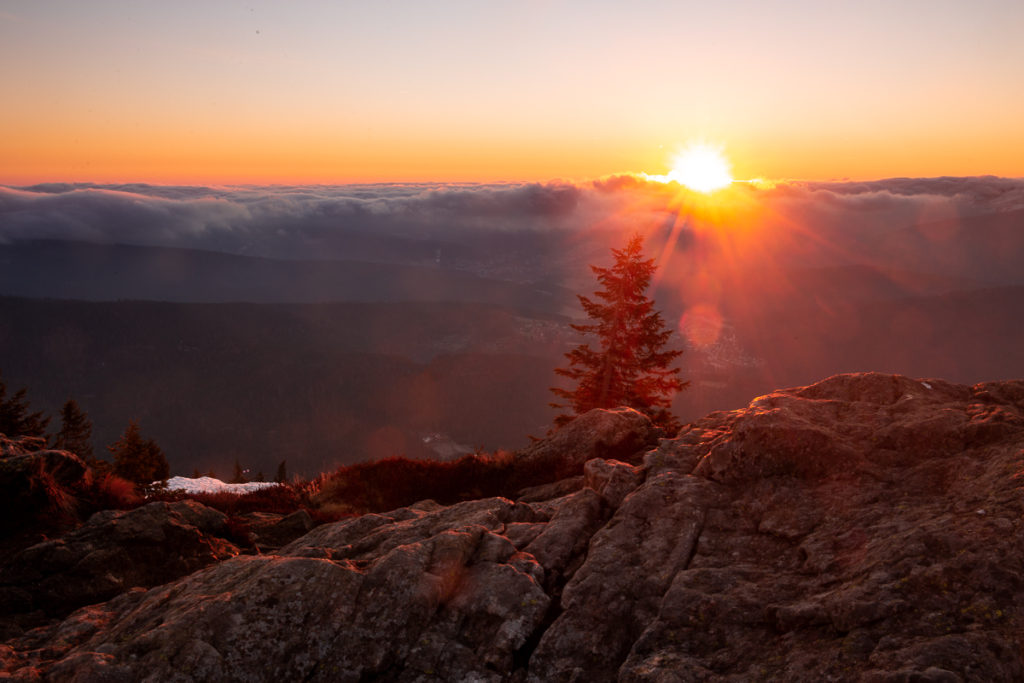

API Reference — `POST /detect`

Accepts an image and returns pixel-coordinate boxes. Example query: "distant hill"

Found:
[0,297,568,477]
[0,240,573,314]
[4,281,1024,479]
[733,285,1024,387]
[864,207,1024,285]
[2,214,1023,479]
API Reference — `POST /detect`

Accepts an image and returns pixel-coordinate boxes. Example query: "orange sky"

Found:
[2,1,1023,185]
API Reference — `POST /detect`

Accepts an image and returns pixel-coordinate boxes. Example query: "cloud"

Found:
[2,176,1023,282]
[755,176,1024,233]
[801,176,1024,207]
[0,181,590,251]
[0,185,252,245]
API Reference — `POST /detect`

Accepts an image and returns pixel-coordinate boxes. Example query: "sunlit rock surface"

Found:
[517,406,660,472]
[5,372,1024,681]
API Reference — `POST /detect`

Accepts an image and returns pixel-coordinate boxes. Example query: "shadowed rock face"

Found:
[5,372,1024,681]
[0,437,88,537]
[0,500,239,630]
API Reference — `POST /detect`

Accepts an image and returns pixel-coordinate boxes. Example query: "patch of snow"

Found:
[164,476,281,495]
[922,381,933,389]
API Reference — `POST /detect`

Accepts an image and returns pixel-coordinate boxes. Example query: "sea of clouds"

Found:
[2,176,1023,280]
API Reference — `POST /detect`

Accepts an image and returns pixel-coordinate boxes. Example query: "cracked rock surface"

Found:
[5,372,1024,681]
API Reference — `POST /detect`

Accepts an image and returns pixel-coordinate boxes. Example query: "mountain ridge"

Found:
[0,239,573,312]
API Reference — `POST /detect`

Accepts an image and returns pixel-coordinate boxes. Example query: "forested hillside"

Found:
[0,297,566,477]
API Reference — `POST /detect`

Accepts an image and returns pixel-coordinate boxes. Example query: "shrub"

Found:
[107,421,169,486]
[147,483,306,517]
[312,448,573,515]
[1,457,80,538]
[83,471,141,512]
[0,371,50,438]
[224,515,255,548]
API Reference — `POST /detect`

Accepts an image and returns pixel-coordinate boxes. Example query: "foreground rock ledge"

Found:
[4,372,1024,681]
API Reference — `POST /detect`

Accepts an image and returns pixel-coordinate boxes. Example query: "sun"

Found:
[666,144,733,192]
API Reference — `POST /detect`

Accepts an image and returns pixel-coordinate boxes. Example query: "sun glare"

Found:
[666,144,733,192]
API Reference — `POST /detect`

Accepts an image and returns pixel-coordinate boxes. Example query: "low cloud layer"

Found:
[2,175,1023,284]
[0,182,592,259]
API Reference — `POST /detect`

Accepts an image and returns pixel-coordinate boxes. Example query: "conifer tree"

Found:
[550,234,687,432]
[231,459,247,484]
[275,460,288,484]
[108,420,170,486]
[0,372,50,438]
[53,399,93,460]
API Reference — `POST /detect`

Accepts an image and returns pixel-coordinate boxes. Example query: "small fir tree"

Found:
[108,420,170,486]
[275,460,288,484]
[231,459,247,484]
[191,468,202,479]
[550,234,687,432]
[0,372,50,438]
[53,398,93,460]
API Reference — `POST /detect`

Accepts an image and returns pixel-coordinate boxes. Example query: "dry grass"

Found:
[147,484,306,516]
[311,448,572,515]
[85,472,141,511]
[5,444,575,539]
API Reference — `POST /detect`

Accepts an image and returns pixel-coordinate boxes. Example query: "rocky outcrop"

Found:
[0,500,239,635]
[5,373,1024,681]
[517,406,661,472]
[0,435,88,536]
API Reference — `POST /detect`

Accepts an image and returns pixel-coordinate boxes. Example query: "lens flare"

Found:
[679,304,724,348]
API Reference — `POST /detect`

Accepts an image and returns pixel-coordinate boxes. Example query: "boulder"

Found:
[0,500,238,627]
[517,407,661,475]
[0,439,89,537]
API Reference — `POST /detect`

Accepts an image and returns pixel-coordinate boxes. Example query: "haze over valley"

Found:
[2,177,1023,476]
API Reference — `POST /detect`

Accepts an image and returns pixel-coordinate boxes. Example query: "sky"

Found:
[2,0,1023,184]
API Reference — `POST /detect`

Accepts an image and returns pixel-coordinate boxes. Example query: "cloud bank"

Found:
[2,175,1023,284]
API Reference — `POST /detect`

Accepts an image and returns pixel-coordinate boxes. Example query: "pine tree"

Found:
[0,372,50,438]
[231,459,247,484]
[53,399,93,460]
[275,460,288,484]
[550,234,687,432]
[191,468,202,479]
[108,420,170,486]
